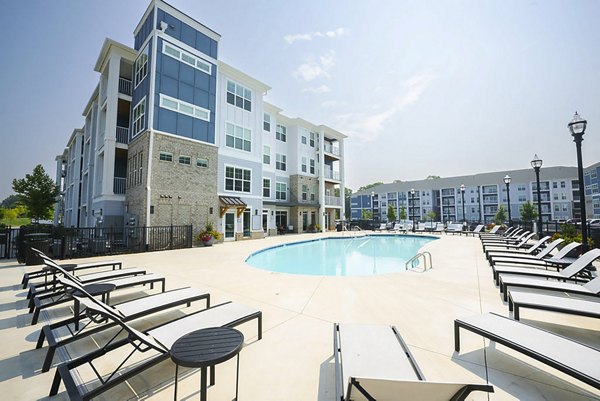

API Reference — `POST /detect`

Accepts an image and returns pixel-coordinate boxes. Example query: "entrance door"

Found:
[262,210,269,234]
[243,209,251,238]
[224,212,235,241]
[325,213,330,231]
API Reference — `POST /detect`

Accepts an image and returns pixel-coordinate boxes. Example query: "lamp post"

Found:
[504,175,512,227]
[568,112,589,252]
[371,191,375,231]
[460,184,466,230]
[531,155,543,238]
[410,188,416,232]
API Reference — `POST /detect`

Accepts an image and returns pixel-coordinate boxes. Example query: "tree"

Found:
[520,201,537,223]
[427,210,437,222]
[494,205,507,225]
[425,175,440,180]
[387,204,397,222]
[344,188,353,219]
[0,194,19,209]
[12,165,59,222]
[361,209,373,220]
[399,206,407,222]
[357,182,383,192]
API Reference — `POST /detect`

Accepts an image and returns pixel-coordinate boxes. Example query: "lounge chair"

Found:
[454,312,600,390]
[487,238,565,266]
[507,287,600,321]
[29,258,166,325]
[484,235,550,260]
[478,225,502,238]
[36,276,210,372]
[334,323,493,401]
[49,295,262,401]
[480,229,526,245]
[375,223,387,231]
[393,223,406,233]
[499,274,600,300]
[482,232,535,252]
[493,247,600,291]
[445,223,463,235]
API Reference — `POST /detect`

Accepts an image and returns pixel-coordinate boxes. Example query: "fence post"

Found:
[169,225,173,250]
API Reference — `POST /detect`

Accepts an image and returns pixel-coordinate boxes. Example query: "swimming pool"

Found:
[245,235,436,276]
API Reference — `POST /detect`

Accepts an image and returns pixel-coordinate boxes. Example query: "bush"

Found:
[196,222,221,242]
[552,224,594,248]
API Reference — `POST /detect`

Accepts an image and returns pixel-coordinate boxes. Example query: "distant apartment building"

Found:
[54,0,346,240]
[584,162,600,219]
[351,164,600,224]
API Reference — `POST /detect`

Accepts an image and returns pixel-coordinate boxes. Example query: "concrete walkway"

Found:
[0,233,598,400]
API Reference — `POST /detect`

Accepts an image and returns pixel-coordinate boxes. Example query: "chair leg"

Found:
[49,368,62,396]
[42,346,56,373]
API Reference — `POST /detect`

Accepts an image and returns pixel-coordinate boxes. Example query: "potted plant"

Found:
[196,223,221,246]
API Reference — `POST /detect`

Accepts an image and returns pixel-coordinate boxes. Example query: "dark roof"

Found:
[219,196,246,206]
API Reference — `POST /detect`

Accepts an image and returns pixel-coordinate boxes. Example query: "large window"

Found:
[162,41,211,74]
[225,166,251,193]
[225,122,251,152]
[134,44,149,87]
[263,113,271,131]
[263,145,270,164]
[301,157,307,173]
[276,124,286,142]
[159,94,210,122]
[276,153,287,171]
[310,132,316,147]
[226,80,251,111]
[309,159,315,174]
[276,182,287,200]
[132,97,146,138]
[263,178,271,198]
[302,184,308,201]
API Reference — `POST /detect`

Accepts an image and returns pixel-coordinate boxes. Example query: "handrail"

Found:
[405,251,433,271]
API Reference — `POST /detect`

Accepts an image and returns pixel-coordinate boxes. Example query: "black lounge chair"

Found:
[488,238,567,266]
[485,235,550,260]
[454,312,600,390]
[507,287,600,321]
[334,323,493,401]
[482,232,535,253]
[36,276,210,372]
[49,295,261,401]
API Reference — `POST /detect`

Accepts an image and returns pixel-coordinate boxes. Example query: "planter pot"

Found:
[202,236,215,247]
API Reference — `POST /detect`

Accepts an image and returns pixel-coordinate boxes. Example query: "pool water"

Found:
[245,235,436,276]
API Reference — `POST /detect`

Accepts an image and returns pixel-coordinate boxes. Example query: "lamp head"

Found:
[460,184,465,192]
[410,188,415,195]
[568,111,587,136]
[503,174,511,185]
[531,154,543,169]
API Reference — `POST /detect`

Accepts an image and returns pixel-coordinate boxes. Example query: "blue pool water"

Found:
[245,235,436,276]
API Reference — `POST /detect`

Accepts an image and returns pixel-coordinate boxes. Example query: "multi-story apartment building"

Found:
[351,166,599,224]
[584,162,600,219]
[54,0,346,240]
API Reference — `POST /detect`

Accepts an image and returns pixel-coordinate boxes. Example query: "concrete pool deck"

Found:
[1,232,599,400]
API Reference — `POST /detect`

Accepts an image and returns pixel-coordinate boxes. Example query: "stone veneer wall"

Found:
[126,133,150,226]
[288,174,320,233]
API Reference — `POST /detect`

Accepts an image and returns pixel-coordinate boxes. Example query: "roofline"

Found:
[94,38,137,72]
[82,85,99,116]
[218,61,271,93]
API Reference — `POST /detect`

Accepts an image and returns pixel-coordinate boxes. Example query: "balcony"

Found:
[113,177,126,195]
[324,142,340,156]
[118,77,132,96]
[324,170,341,181]
[325,195,342,206]
[116,126,129,144]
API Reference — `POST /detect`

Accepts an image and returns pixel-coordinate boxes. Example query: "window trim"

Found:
[132,97,146,138]
[225,121,252,152]
[224,164,252,194]
[263,145,270,165]
[178,155,191,165]
[276,124,287,142]
[226,80,252,112]
[196,157,208,168]
[162,40,212,75]
[134,44,149,88]
[159,94,210,122]
[159,151,173,162]
[263,113,271,132]
[263,178,271,198]
[276,153,287,171]
[276,182,287,201]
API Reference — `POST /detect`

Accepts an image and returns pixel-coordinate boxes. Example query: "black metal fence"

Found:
[1,225,193,263]
[520,221,600,248]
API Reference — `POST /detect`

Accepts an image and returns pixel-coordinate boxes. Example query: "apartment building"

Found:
[584,162,600,219]
[351,165,599,224]
[54,0,346,240]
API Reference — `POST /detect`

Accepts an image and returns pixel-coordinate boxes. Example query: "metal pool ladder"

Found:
[405,251,433,271]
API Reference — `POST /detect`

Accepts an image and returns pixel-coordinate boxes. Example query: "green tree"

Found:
[12,165,59,222]
[357,182,383,192]
[494,205,507,225]
[520,201,537,223]
[387,204,397,222]
[0,194,19,209]
[427,210,437,222]
[425,175,440,180]
[361,209,373,220]
[399,206,407,222]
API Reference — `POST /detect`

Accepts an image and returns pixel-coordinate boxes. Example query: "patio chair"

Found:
[454,312,600,390]
[499,274,600,301]
[480,228,525,244]
[375,223,387,231]
[482,232,535,252]
[490,241,579,271]
[484,235,550,260]
[487,238,564,265]
[507,287,600,321]
[334,323,493,401]
[445,223,463,235]
[478,224,502,238]
[492,247,600,288]
[49,295,262,401]
[36,276,210,372]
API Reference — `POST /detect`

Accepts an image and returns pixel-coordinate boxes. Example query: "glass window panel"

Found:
[226,180,233,190]
[235,96,243,108]
[226,167,234,177]
[227,81,235,93]
[235,181,242,191]
[244,88,251,100]
[243,181,250,192]
[165,44,180,58]
[226,123,234,135]
[235,85,243,96]
[181,53,195,65]
[226,92,235,105]
[226,136,234,148]
[243,141,251,152]
[244,100,251,111]
[179,103,194,115]
[234,138,243,149]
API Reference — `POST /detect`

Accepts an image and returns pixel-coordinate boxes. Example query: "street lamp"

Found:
[531,154,543,238]
[371,191,375,231]
[504,175,512,227]
[568,112,589,252]
[410,188,416,232]
[460,184,466,230]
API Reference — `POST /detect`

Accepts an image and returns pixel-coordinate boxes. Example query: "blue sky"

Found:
[1,0,599,200]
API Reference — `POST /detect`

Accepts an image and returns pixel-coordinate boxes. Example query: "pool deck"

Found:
[1,232,599,400]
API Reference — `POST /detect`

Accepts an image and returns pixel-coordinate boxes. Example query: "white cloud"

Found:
[302,85,331,94]
[284,27,347,44]
[333,73,437,142]
[293,51,336,82]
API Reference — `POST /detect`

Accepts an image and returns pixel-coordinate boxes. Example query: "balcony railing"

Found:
[116,126,129,144]
[325,195,342,206]
[323,142,340,156]
[113,177,126,195]
[324,170,341,180]
[119,78,132,96]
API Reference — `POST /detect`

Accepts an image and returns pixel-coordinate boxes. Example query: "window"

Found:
[137,152,143,185]
[225,122,251,152]
[226,80,251,111]
[132,98,146,137]
[225,166,251,193]
[302,185,308,201]
[196,158,208,167]
[562,193,567,200]
[276,182,287,200]
[310,159,315,174]
[554,204,560,212]
[301,135,307,145]
[263,178,271,198]
[518,195,527,202]
[276,153,286,171]
[301,157,307,173]
[134,44,149,87]
[310,132,316,147]
[561,181,566,188]
[553,193,558,200]
[178,155,191,165]
[591,170,597,179]
[553,182,558,189]
[263,145,270,164]
[562,204,568,212]
[276,124,287,142]
[311,191,315,201]
[159,94,210,122]
[159,151,173,162]
[518,185,526,191]
[263,113,271,131]
[162,41,211,75]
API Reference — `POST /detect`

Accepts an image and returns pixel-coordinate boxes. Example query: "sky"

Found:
[1,0,599,200]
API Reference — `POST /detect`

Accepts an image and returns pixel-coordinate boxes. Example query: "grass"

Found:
[0,217,30,228]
